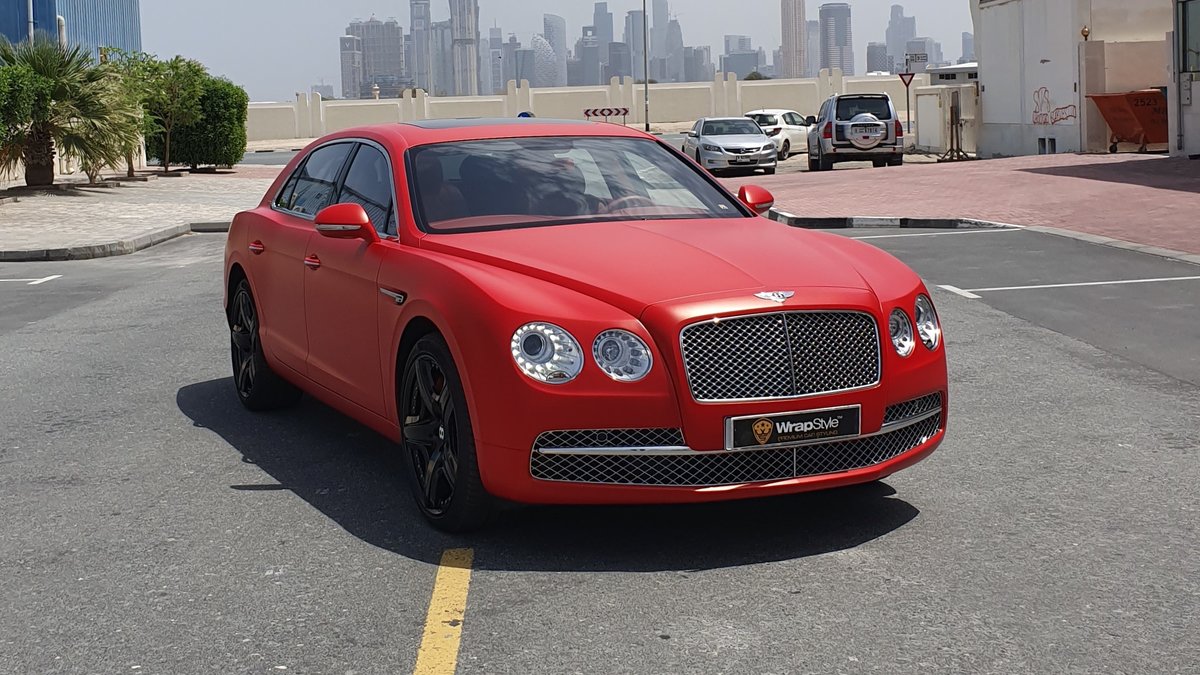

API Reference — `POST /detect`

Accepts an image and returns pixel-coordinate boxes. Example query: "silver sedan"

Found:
[682,117,777,176]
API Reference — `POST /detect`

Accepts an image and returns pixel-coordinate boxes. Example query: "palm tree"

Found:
[0,35,138,187]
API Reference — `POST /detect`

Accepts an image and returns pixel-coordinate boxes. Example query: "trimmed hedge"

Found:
[150,75,248,168]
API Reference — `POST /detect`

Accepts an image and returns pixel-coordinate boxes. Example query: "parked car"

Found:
[681,117,777,175]
[807,93,905,171]
[745,108,813,161]
[225,118,947,532]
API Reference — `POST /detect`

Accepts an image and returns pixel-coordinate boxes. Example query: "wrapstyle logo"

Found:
[775,416,840,434]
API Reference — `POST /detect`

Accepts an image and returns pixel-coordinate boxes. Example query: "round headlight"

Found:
[914,295,941,350]
[511,323,583,384]
[592,330,653,382]
[889,309,915,357]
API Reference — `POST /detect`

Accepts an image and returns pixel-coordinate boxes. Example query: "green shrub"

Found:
[168,75,249,168]
[0,63,51,145]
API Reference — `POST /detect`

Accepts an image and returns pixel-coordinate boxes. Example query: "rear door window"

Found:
[836,97,893,121]
[748,113,779,126]
[279,143,354,216]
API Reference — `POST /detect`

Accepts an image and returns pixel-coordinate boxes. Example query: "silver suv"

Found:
[806,94,904,171]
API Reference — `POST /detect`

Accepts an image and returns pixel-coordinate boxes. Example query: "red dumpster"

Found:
[1086,89,1169,153]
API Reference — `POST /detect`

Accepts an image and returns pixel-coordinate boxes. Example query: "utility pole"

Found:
[642,0,650,132]
[27,0,35,43]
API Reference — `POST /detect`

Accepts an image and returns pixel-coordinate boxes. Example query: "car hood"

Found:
[420,218,873,317]
[706,134,769,147]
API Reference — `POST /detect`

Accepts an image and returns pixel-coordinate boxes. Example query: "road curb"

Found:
[189,221,232,233]
[0,224,193,262]
[767,209,1200,267]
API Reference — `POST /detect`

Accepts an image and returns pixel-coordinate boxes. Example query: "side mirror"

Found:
[314,203,379,242]
[737,185,775,216]
[805,115,817,126]
[686,130,697,137]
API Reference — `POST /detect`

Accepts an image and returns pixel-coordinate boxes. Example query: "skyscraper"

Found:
[607,42,632,80]
[724,35,753,55]
[866,42,890,73]
[779,0,806,79]
[683,46,714,82]
[576,26,602,86]
[340,35,364,99]
[488,26,504,93]
[430,19,454,95]
[961,32,975,62]
[593,2,614,66]
[805,20,820,77]
[543,14,568,88]
[410,1,431,91]
[530,34,558,88]
[502,34,521,84]
[665,18,685,82]
[906,37,943,68]
[818,3,854,76]
[345,17,406,96]
[624,10,646,81]
[885,5,916,74]
[651,0,669,60]
[449,0,480,96]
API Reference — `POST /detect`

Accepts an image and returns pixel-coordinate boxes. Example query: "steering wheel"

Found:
[603,195,655,214]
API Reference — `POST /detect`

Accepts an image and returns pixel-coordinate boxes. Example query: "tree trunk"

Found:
[23,127,56,187]
[162,128,171,172]
[125,150,136,178]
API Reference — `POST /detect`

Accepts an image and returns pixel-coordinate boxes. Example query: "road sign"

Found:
[583,107,630,118]
[899,73,915,87]
[907,53,928,63]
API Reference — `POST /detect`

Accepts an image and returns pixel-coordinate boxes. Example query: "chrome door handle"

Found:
[303,255,321,270]
[248,241,265,255]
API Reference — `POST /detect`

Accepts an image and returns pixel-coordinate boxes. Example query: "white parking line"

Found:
[853,229,1022,240]
[967,275,1200,294]
[937,285,982,299]
[0,275,63,285]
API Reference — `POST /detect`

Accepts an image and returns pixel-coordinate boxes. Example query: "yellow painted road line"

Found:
[413,548,474,675]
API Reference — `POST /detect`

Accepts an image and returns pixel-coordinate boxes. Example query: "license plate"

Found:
[731,157,755,164]
[727,405,861,450]
[852,125,880,135]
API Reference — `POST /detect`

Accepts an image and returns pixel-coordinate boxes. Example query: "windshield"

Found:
[702,119,764,136]
[747,113,779,127]
[408,136,746,232]
[836,97,893,121]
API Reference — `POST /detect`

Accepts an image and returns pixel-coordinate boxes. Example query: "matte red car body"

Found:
[224,120,947,506]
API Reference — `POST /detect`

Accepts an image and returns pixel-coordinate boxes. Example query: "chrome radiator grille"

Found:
[680,311,880,401]
[529,413,941,487]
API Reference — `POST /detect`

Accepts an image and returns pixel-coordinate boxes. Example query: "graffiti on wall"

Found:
[1031,87,1077,125]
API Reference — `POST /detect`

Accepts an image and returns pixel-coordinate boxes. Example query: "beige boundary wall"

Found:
[246,70,932,142]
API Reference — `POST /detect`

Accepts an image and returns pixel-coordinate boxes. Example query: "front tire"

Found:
[400,334,495,532]
[229,279,302,411]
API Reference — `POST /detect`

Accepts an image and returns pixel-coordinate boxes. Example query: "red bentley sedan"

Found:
[224,119,947,531]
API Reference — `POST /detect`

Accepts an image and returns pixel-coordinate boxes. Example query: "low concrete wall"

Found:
[246,70,937,142]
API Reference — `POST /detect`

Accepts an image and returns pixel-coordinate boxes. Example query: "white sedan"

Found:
[745,108,814,161]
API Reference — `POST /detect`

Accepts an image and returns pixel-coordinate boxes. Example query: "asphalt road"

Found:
[1,229,1197,673]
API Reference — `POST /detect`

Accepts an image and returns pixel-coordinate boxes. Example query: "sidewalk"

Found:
[0,169,275,261]
[733,153,1200,257]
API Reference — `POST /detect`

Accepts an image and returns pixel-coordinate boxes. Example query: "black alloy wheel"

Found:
[229,279,301,411]
[401,334,493,531]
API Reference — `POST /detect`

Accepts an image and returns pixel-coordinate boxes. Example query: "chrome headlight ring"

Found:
[511,322,584,384]
[593,330,653,382]
[889,308,915,358]
[914,294,941,351]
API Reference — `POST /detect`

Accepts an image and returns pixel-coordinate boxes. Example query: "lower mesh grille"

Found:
[884,392,943,425]
[529,414,942,487]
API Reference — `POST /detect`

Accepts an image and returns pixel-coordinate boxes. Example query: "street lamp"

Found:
[642,0,649,132]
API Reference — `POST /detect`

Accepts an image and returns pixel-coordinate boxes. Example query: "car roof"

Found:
[701,116,759,122]
[745,109,795,115]
[324,118,654,148]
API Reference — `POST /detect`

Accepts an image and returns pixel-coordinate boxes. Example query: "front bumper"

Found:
[699,148,777,170]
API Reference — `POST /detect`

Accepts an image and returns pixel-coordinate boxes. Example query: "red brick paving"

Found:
[729,154,1200,255]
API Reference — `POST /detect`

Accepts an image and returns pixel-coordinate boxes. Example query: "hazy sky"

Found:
[141,1,974,102]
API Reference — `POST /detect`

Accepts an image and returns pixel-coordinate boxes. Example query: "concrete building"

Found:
[543,14,569,88]
[339,35,364,99]
[593,2,614,67]
[724,35,753,55]
[806,20,821,77]
[430,19,455,96]
[1,0,142,59]
[720,52,760,79]
[665,18,686,82]
[928,61,978,84]
[449,0,480,96]
[607,41,632,80]
[973,0,1175,157]
[684,46,715,82]
[486,26,504,94]
[867,42,890,74]
[1171,0,1200,157]
[625,10,647,80]
[906,37,943,68]
[345,17,406,96]
[651,0,669,60]
[886,4,917,74]
[409,0,431,91]
[574,26,603,86]
[961,31,975,63]
[780,0,807,78]
[819,3,855,76]
[502,34,521,84]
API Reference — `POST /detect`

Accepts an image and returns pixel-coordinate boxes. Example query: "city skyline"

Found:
[140,0,974,101]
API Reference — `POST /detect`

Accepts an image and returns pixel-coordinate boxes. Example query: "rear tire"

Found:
[400,334,495,532]
[229,279,302,412]
[764,167,776,175]
[890,157,904,167]
[808,155,819,172]
[779,141,790,161]
[873,159,887,168]
[819,153,833,172]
